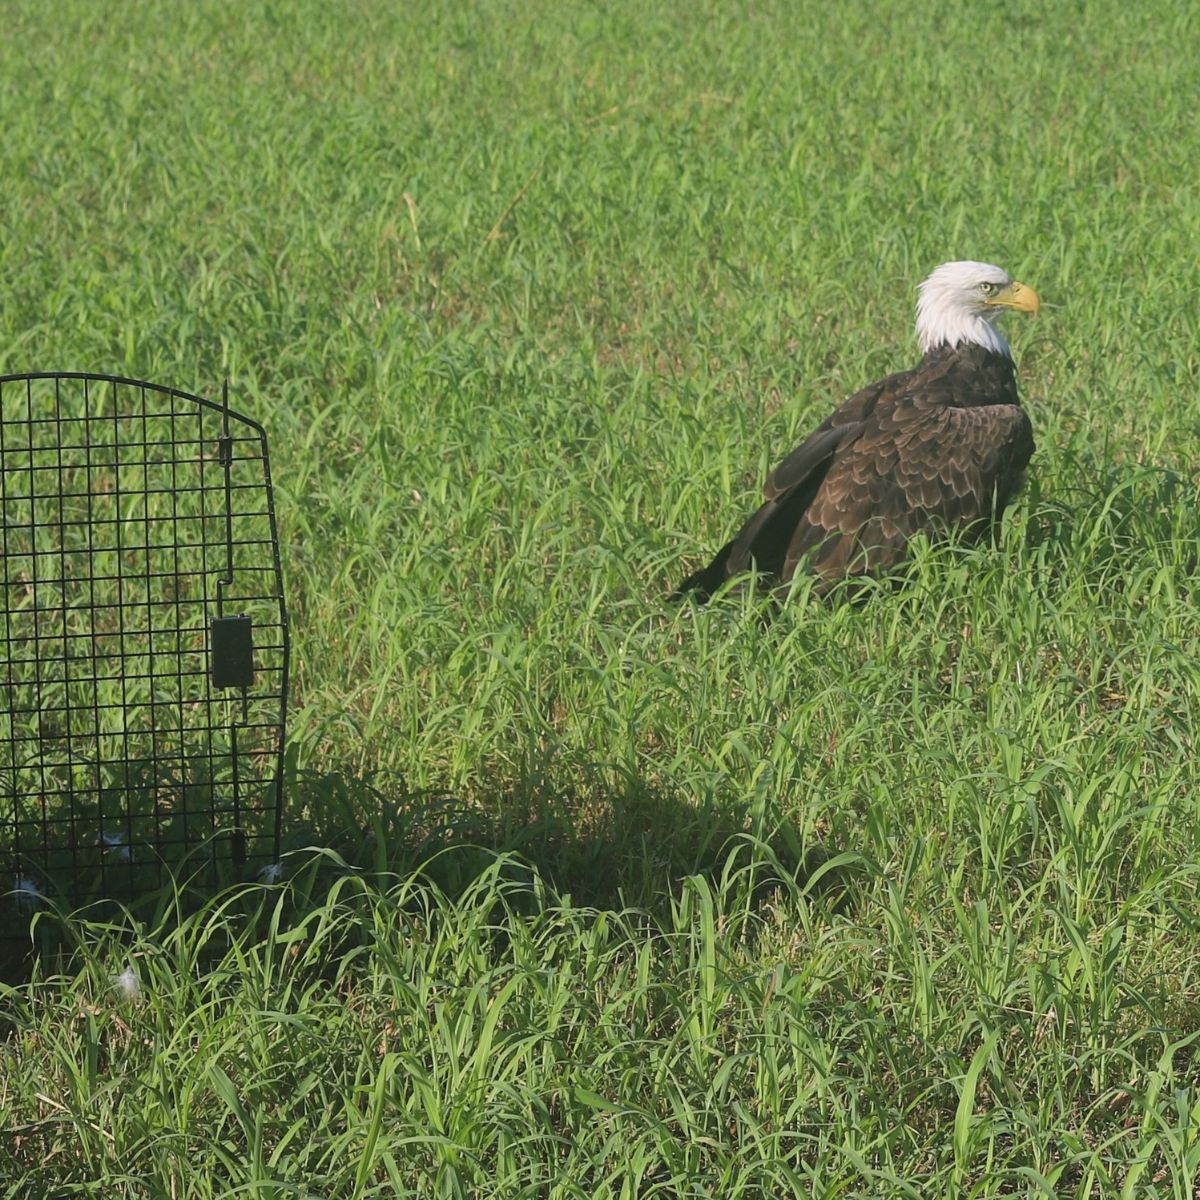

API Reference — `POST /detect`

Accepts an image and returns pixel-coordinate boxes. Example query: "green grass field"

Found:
[4,0,1200,1194]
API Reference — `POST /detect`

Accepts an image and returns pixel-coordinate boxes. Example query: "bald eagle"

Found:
[674,261,1040,600]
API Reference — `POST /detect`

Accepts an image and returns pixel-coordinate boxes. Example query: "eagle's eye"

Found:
[979,281,998,296]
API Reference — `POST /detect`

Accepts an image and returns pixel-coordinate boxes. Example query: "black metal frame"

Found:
[0,373,288,926]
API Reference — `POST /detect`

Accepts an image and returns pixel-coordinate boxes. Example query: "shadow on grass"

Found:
[0,759,865,987]
[278,759,862,916]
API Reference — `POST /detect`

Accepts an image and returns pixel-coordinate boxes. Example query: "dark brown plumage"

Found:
[674,262,1039,600]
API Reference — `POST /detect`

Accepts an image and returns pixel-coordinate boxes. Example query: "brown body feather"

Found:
[675,343,1034,599]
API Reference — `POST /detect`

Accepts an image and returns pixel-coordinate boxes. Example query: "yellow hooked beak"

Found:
[988,280,1040,314]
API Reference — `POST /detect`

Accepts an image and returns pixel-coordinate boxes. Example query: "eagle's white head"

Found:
[916,261,1040,358]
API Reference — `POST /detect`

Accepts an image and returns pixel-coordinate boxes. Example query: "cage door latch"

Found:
[211,615,255,689]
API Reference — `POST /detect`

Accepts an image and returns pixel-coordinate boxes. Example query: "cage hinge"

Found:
[216,434,234,466]
[211,615,255,689]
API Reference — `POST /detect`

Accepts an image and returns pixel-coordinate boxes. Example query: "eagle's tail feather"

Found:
[671,460,834,604]
[670,540,736,602]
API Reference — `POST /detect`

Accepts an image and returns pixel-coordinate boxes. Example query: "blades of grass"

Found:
[350,1052,400,1200]
[953,1031,999,1186]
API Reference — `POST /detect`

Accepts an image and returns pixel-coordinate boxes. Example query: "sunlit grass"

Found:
[3,0,1200,1194]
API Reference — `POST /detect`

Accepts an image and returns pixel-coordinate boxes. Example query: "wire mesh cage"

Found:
[1,373,288,938]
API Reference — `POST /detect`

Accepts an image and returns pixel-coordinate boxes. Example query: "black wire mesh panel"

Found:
[0,373,288,930]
